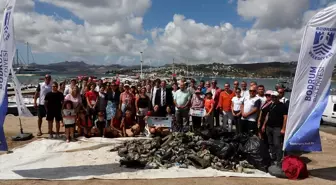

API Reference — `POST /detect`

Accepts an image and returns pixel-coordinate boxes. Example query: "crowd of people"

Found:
[33,74,290,164]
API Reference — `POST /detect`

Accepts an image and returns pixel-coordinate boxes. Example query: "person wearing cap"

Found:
[231,88,244,134]
[34,74,52,136]
[240,86,261,135]
[204,92,215,128]
[217,83,235,132]
[262,91,288,163]
[190,88,204,130]
[257,90,273,139]
[207,79,221,127]
[64,78,77,96]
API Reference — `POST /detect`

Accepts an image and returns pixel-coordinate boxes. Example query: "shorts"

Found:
[46,110,62,122]
[38,105,46,118]
[65,124,75,128]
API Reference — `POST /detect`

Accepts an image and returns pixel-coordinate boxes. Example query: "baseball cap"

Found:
[265,90,273,95]
[271,91,279,96]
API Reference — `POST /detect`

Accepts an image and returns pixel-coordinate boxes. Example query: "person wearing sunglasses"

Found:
[34,74,52,137]
[258,90,273,139]
[240,86,261,135]
[231,88,244,134]
[44,82,64,139]
[262,91,288,164]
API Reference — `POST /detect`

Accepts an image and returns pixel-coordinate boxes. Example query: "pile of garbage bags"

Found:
[115,127,271,172]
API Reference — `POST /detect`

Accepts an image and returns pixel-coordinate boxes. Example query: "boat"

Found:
[13,42,51,76]
[7,82,37,93]
[7,96,37,116]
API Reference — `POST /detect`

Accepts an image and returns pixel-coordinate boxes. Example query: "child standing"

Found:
[61,101,76,142]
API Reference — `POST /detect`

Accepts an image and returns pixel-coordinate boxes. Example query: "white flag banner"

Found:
[10,67,33,117]
[0,0,17,151]
[283,4,336,152]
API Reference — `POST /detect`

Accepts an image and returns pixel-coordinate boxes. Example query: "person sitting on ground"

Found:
[144,105,171,136]
[121,109,140,137]
[61,101,76,142]
[104,109,123,138]
[76,108,94,137]
[93,111,106,137]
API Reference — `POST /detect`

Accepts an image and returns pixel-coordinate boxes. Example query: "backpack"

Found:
[282,155,309,180]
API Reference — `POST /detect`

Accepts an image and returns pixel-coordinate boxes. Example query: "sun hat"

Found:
[265,90,273,95]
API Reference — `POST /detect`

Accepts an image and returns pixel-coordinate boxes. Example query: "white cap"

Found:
[271,91,279,96]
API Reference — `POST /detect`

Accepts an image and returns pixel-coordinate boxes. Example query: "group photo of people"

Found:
[33,74,289,164]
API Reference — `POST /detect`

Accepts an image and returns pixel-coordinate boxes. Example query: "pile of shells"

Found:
[115,132,253,171]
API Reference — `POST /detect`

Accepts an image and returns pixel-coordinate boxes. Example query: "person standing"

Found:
[59,82,66,94]
[257,90,273,139]
[64,86,82,112]
[240,86,261,135]
[34,74,52,136]
[188,79,197,94]
[207,79,221,127]
[119,84,135,116]
[277,88,289,109]
[190,89,204,130]
[199,80,207,95]
[262,91,288,163]
[231,88,244,134]
[257,85,266,107]
[64,79,77,96]
[44,82,64,138]
[153,80,173,116]
[135,86,150,131]
[217,83,235,132]
[233,81,239,92]
[96,85,107,117]
[106,82,120,123]
[174,82,191,132]
[240,81,249,98]
[204,92,215,128]
[86,83,98,121]
[151,79,161,109]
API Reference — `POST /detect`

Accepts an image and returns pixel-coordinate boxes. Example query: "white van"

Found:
[321,95,336,126]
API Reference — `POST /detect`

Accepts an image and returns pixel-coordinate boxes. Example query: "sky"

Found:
[1,0,336,66]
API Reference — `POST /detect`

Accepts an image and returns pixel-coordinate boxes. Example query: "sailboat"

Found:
[14,42,51,76]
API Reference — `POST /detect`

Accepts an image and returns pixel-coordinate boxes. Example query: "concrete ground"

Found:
[1,115,336,185]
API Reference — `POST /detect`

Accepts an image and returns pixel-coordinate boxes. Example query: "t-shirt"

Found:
[174,89,191,108]
[36,82,52,105]
[241,89,249,98]
[65,94,82,109]
[266,102,288,127]
[44,91,64,112]
[231,96,244,112]
[191,94,204,108]
[218,91,235,112]
[241,96,261,122]
[85,91,98,106]
[204,99,215,113]
[63,109,75,125]
[257,95,267,108]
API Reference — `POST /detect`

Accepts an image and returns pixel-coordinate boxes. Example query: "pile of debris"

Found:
[115,128,271,172]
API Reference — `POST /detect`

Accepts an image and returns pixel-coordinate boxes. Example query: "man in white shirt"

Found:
[241,86,261,135]
[34,74,52,136]
[174,82,191,131]
[277,88,289,109]
[256,85,266,108]
[240,81,249,98]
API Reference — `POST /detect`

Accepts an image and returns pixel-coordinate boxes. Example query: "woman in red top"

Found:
[121,109,140,137]
[204,92,215,128]
[85,83,98,121]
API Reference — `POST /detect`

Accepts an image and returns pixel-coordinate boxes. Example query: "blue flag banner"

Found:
[283,4,336,152]
[0,0,17,151]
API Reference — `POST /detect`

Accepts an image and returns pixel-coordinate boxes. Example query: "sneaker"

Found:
[48,134,53,139]
[66,139,70,143]
[54,134,60,139]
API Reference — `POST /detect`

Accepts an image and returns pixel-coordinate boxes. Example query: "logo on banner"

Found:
[2,6,12,41]
[310,27,336,60]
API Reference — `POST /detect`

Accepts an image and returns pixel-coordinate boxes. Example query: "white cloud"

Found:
[237,0,310,29]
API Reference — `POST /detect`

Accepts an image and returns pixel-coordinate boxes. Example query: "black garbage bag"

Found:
[268,164,287,178]
[216,142,237,160]
[243,136,271,172]
[199,129,212,140]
